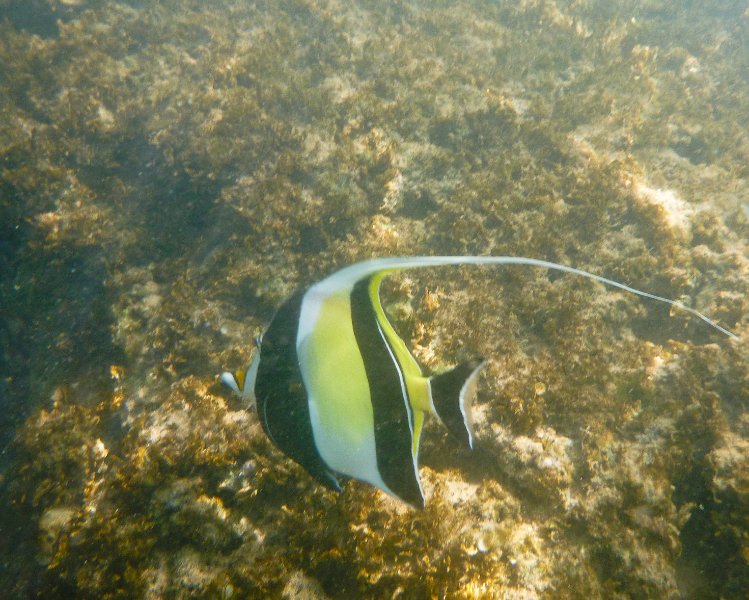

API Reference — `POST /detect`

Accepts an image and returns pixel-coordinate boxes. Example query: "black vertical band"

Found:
[254,289,340,491]
[350,278,424,508]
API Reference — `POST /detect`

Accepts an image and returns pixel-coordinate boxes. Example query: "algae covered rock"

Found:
[1,0,747,598]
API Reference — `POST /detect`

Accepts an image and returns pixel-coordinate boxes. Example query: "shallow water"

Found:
[1,1,747,597]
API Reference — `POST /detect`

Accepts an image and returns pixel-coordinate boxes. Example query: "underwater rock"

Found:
[38,505,77,564]
[282,571,330,600]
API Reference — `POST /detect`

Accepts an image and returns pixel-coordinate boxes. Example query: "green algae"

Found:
[1,0,747,597]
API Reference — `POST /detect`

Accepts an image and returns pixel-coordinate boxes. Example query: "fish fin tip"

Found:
[412,493,426,510]
[430,359,486,449]
[387,486,425,509]
[321,472,342,493]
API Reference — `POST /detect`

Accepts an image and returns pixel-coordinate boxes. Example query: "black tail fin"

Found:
[429,359,486,449]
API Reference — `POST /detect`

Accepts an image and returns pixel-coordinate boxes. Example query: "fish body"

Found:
[222,256,736,507]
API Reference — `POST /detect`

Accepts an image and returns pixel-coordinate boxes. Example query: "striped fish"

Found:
[221,256,736,507]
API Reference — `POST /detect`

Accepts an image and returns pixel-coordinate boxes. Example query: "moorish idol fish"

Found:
[221,256,737,507]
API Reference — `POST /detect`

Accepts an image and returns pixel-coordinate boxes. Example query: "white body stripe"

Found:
[297,287,394,497]
[244,350,261,404]
[305,387,392,495]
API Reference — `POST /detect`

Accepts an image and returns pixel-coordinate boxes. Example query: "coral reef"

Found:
[1,0,747,598]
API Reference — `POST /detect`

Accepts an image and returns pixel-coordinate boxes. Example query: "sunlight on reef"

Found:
[634,182,694,233]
